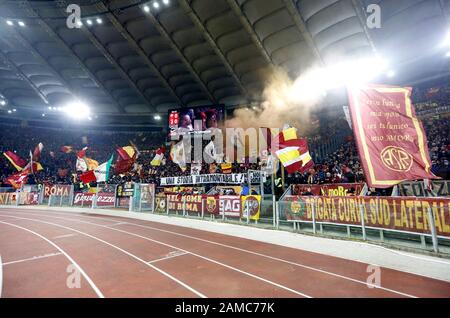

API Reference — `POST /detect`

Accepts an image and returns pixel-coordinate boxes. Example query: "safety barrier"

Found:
[278,195,450,253]
[48,194,73,207]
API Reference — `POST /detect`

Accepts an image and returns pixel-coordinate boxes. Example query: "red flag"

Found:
[275,138,314,174]
[80,170,96,184]
[5,171,29,189]
[115,146,137,174]
[61,146,73,153]
[33,143,44,162]
[347,84,438,188]
[3,151,28,171]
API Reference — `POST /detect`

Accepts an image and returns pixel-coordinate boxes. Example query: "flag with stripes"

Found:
[151,147,165,166]
[3,151,28,171]
[273,127,314,174]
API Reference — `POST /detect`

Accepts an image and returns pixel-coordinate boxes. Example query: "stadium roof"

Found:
[0,0,448,127]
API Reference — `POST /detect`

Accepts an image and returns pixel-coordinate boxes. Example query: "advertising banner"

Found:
[117,184,135,197]
[73,192,94,206]
[282,195,450,237]
[96,192,116,207]
[347,84,437,188]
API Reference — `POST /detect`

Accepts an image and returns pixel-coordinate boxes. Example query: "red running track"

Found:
[0,208,449,298]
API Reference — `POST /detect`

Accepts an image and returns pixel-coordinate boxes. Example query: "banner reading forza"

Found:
[282,196,450,237]
[347,85,437,188]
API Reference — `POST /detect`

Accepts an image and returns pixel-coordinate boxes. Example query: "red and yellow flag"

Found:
[3,151,28,171]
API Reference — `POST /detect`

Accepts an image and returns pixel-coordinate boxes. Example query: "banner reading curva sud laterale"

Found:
[281,196,450,237]
[347,84,438,188]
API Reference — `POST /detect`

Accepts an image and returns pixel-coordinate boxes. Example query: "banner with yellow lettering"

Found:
[347,84,438,188]
[282,196,450,237]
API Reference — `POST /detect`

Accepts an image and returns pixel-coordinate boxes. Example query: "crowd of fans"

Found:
[0,110,449,190]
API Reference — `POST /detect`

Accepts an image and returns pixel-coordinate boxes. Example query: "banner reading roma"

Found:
[347,84,437,188]
[43,184,72,198]
[282,195,450,237]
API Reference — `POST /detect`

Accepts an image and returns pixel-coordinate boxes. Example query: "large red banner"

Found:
[347,84,437,188]
[282,196,450,237]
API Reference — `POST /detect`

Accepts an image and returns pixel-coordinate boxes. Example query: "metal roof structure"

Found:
[0,0,448,128]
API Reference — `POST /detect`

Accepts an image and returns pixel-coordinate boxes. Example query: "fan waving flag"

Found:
[61,146,73,153]
[5,171,29,189]
[170,140,186,172]
[80,170,96,184]
[3,151,28,171]
[273,127,314,174]
[95,156,113,182]
[80,156,113,183]
[115,146,137,174]
[151,147,165,166]
[75,147,98,172]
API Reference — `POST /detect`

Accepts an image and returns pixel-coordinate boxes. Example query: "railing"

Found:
[278,195,450,253]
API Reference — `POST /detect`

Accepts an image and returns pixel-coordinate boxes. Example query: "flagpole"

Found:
[281,165,285,191]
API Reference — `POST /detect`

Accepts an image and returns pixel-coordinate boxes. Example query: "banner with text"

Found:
[347,84,437,188]
[292,183,365,196]
[281,195,450,237]
[160,172,265,186]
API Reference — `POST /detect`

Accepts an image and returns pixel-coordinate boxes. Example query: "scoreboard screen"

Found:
[167,105,225,139]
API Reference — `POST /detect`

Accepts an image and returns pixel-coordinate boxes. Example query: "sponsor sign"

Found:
[96,192,116,207]
[117,184,135,197]
[282,196,450,237]
[73,192,94,206]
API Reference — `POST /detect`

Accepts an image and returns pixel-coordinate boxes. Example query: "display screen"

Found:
[168,105,225,140]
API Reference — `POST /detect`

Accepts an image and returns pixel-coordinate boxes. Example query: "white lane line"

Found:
[32,209,450,266]
[3,252,63,266]
[0,215,205,298]
[148,252,189,264]
[53,234,77,240]
[0,213,310,298]
[109,222,127,227]
[0,221,104,298]
[2,210,419,298]
[0,254,3,298]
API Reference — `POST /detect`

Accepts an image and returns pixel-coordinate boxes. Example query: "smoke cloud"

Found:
[227,68,326,136]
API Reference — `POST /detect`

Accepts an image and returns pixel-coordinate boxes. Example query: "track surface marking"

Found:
[1,208,450,298]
